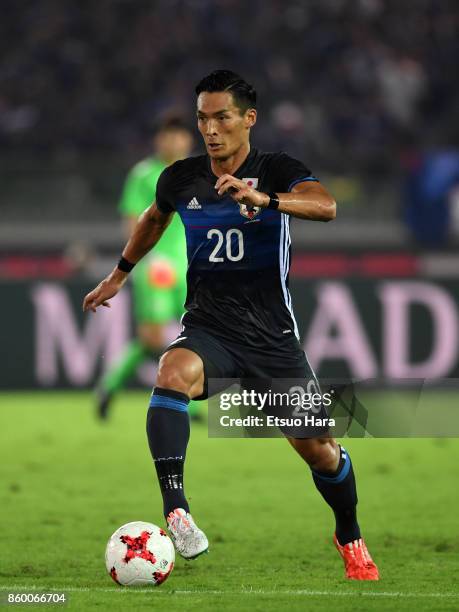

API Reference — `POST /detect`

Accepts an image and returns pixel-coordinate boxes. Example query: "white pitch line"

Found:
[0,586,458,598]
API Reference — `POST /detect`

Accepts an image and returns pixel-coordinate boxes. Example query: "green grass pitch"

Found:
[1,391,459,611]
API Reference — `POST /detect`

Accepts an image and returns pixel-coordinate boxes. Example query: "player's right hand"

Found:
[82,275,127,313]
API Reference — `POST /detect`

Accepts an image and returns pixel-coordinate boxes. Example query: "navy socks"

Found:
[311,445,361,545]
[147,387,190,517]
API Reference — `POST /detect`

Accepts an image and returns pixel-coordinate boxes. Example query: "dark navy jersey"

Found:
[155,147,318,354]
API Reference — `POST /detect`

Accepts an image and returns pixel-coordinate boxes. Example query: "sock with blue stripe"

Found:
[147,387,190,518]
[311,445,360,546]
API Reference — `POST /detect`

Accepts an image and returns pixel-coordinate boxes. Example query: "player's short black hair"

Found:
[195,70,257,113]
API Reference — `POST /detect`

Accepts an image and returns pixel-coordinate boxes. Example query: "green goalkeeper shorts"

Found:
[132,251,187,325]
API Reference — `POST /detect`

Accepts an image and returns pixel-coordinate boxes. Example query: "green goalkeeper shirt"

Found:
[118,156,187,262]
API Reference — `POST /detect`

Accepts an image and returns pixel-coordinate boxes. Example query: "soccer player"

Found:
[83,70,379,580]
[97,116,201,420]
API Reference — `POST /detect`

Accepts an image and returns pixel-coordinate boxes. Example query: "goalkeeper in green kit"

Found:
[97,116,202,420]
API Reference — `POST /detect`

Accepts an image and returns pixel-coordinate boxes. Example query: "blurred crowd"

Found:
[1,0,458,173]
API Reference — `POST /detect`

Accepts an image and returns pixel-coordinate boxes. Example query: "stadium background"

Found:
[1,1,459,609]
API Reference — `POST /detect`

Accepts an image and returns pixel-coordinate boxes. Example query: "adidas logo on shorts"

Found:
[187,197,202,210]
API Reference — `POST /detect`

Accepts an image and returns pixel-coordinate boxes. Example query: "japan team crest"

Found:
[239,178,261,219]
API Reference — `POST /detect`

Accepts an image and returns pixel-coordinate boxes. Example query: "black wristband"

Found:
[117,256,136,273]
[267,192,280,210]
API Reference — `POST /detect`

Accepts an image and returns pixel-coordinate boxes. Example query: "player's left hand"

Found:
[215,174,269,208]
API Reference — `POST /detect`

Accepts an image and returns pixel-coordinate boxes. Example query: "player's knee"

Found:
[290,437,339,471]
[156,362,191,395]
[156,349,203,396]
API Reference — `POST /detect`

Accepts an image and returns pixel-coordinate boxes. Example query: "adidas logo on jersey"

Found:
[187,197,201,210]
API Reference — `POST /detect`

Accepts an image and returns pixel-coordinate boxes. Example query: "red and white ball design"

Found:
[105,521,175,586]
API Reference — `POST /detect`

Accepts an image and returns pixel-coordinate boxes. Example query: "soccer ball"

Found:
[105,521,175,586]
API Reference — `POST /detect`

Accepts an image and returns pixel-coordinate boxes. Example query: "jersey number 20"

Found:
[207,228,244,262]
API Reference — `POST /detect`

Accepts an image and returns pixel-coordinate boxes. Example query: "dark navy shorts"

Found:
[163,325,330,438]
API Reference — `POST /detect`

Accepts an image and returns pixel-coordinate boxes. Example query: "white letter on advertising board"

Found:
[379,281,458,379]
[32,283,129,386]
[304,282,378,378]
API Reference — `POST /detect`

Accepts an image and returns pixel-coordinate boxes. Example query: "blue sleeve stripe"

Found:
[312,454,351,484]
[288,176,319,192]
[149,394,188,412]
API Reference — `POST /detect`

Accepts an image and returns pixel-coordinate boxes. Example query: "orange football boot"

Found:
[334,534,380,580]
